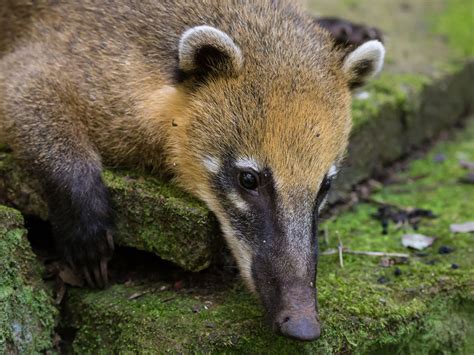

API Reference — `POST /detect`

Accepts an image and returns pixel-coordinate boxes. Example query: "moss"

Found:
[433,0,474,57]
[103,169,221,271]
[66,119,474,353]
[351,73,428,129]
[0,205,57,354]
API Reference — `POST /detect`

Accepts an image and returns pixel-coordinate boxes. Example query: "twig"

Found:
[346,250,410,258]
[320,248,409,258]
[337,237,344,268]
[323,225,329,246]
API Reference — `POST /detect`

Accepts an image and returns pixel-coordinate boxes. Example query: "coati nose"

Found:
[278,315,321,341]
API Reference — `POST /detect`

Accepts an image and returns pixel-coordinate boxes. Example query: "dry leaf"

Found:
[402,234,435,250]
[450,221,474,233]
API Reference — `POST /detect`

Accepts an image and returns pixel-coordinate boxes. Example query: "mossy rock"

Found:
[0,153,221,272]
[65,119,474,353]
[0,205,57,354]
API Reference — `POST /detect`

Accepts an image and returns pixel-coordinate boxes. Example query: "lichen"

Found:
[66,118,474,353]
[0,206,57,354]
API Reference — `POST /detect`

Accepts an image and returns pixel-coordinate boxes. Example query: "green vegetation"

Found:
[0,206,57,354]
[434,0,474,57]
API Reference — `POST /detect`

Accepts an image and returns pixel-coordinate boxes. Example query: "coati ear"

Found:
[342,40,385,89]
[178,25,243,78]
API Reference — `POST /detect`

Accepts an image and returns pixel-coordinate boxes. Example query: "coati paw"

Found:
[61,230,114,289]
[316,17,383,48]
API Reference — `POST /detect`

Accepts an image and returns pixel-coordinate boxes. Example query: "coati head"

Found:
[165,20,384,341]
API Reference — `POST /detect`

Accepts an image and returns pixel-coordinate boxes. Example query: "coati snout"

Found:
[0,0,384,341]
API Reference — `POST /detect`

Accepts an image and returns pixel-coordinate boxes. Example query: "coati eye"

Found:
[238,171,259,190]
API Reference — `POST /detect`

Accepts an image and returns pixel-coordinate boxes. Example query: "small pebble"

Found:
[451,263,459,269]
[438,245,454,254]
[433,153,446,163]
[394,267,402,276]
[459,172,474,185]
[377,276,390,284]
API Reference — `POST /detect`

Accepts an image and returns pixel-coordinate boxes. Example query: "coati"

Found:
[0,0,384,341]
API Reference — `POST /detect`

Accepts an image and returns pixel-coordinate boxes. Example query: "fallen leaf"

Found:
[173,280,184,291]
[450,221,474,233]
[459,160,474,170]
[402,234,435,250]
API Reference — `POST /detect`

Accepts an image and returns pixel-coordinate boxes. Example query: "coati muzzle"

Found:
[207,155,333,341]
[252,252,321,340]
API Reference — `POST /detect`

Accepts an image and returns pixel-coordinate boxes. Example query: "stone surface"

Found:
[0,205,57,354]
[65,118,474,353]
[0,0,472,270]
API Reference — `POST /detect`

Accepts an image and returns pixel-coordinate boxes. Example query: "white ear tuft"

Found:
[343,40,385,89]
[178,25,243,76]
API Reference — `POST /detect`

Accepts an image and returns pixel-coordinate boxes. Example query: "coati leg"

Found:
[315,17,383,48]
[2,69,114,288]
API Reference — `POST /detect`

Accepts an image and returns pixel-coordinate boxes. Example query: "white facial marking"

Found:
[219,219,256,292]
[202,155,221,174]
[228,191,250,212]
[235,157,260,172]
[328,164,339,179]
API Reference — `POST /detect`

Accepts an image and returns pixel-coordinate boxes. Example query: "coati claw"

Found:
[63,229,114,289]
[106,231,115,252]
[101,260,109,286]
[82,267,95,288]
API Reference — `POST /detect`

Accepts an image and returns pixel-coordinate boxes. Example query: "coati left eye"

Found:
[238,171,259,190]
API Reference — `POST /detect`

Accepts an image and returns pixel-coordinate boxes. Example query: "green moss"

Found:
[67,119,474,353]
[351,73,428,129]
[103,169,221,271]
[433,0,474,57]
[0,205,57,354]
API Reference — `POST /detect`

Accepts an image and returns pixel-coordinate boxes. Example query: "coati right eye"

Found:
[238,171,259,191]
